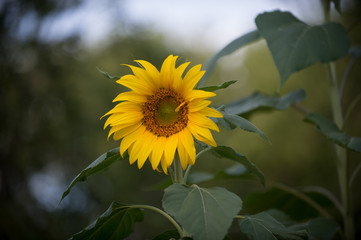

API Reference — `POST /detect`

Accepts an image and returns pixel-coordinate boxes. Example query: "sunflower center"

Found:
[142,88,188,137]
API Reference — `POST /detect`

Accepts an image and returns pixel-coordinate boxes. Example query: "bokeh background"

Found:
[1,0,361,239]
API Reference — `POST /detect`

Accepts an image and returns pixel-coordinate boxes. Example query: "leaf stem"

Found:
[130,205,183,237]
[340,57,357,101]
[349,161,361,187]
[301,186,343,215]
[291,102,313,115]
[344,92,361,129]
[184,146,212,184]
[270,182,332,219]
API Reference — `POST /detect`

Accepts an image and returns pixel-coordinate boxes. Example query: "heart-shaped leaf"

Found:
[163,184,242,240]
[256,10,350,86]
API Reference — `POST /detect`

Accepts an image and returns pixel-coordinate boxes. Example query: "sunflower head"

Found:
[102,55,223,173]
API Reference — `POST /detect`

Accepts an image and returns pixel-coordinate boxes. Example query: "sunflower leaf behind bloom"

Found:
[209,146,265,187]
[96,67,120,80]
[103,55,223,174]
[60,148,126,203]
[197,80,237,92]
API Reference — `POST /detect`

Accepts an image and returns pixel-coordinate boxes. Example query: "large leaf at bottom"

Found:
[60,147,126,202]
[238,212,307,240]
[305,112,361,152]
[162,184,242,240]
[255,10,350,86]
[209,146,265,186]
[70,202,143,240]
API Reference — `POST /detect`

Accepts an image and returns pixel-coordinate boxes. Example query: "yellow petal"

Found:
[160,55,178,88]
[128,130,154,168]
[119,125,146,157]
[182,64,205,93]
[188,123,217,147]
[111,122,142,141]
[188,100,211,112]
[163,134,178,167]
[116,74,153,95]
[199,107,223,118]
[135,60,161,88]
[160,155,168,174]
[151,137,166,170]
[178,128,196,165]
[173,62,190,91]
[188,112,219,132]
[177,141,189,170]
[104,111,143,129]
[136,131,157,169]
[186,90,216,101]
[123,64,157,91]
[112,91,147,104]
[101,102,142,119]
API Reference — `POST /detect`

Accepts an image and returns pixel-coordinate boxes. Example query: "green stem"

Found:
[183,146,212,184]
[174,154,184,184]
[325,62,354,240]
[130,205,183,237]
[349,161,361,187]
[344,92,361,128]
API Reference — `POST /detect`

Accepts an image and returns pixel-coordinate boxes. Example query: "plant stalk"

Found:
[174,154,184,184]
[325,62,354,240]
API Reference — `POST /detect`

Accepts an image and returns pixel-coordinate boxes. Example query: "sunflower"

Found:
[103,55,223,173]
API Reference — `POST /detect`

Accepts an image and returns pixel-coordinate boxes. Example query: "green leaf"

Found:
[305,112,361,152]
[217,112,269,143]
[188,164,255,184]
[198,80,237,92]
[244,187,335,222]
[70,202,143,240]
[200,30,261,84]
[238,212,307,240]
[151,230,180,240]
[209,146,265,186]
[163,184,242,240]
[307,218,340,240]
[96,67,120,80]
[225,89,306,115]
[60,148,126,203]
[255,10,350,86]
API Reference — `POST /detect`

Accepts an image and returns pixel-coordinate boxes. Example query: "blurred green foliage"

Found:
[1,0,361,239]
